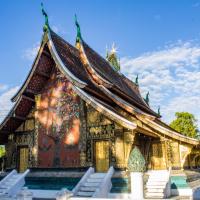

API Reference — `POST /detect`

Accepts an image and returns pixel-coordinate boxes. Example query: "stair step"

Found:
[83,182,100,187]
[87,178,102,183]
[80,186,97,192]
[145,192,165,197]
[148,178,168,181]
[90,173,106,178]
[145,185,166,189]
[145,170,170,198]
[147,181,167,185]
[145,195,165,198]
[147,178,168,181]
[77,191,94,197]
[149,176,169,180]
[146,182,167,186]
[146,188,164,193]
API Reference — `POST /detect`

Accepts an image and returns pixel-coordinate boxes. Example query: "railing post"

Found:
[56,188,73,200]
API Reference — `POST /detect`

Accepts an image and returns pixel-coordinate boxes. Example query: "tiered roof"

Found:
[0,10,199,145]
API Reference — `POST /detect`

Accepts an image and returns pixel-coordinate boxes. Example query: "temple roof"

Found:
[0,22,199,145]
[50,31,92,85]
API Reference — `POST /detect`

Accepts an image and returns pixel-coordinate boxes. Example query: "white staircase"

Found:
[0,169,30,198]
[73,166,114,198]
[145,170,171,199]
[76,173,106,197]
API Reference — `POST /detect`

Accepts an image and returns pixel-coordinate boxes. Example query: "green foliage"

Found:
[170,112,199,138]
[128,146,146,172]
[0,146,5,158]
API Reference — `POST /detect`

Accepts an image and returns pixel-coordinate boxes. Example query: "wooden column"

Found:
[170,141,181,170]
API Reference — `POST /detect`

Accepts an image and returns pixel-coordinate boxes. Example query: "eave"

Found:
[136,115,199,146]
[73,86,137,130]
[47,31,87,88]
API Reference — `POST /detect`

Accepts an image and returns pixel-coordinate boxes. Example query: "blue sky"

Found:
[0,0,200,127]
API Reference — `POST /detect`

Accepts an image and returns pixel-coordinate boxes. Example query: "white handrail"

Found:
[72,167,94,195]
[93,166,114,198]
[165,168,171,198]
[5,169,30,197]
[0,169,17,185]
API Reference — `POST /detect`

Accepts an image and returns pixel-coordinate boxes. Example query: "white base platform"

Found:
[29,189,59,198]
[171,188,192,196]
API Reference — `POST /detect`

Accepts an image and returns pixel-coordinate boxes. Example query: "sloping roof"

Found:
[80,40,159,117]
[50,31,92,85]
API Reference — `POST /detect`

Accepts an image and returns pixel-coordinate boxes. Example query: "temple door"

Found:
[95,141,109,172]
[18,147,29,172]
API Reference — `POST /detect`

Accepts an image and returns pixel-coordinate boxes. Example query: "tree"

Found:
[0,146,5,158]
[170,112,199,138]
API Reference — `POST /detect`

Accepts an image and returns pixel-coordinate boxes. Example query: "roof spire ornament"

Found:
[144,91,150,105]
[106,43,121,72]
[75,14,82,42]
[106,45,109,58]
[41,2,49,32]
[111,43,118,54]
[135,74,139,86]
[158,106,161,115]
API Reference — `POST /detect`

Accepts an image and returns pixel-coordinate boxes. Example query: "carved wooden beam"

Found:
[36,71,50,79]
[0,130,9,134]
[43,49,51,58]
[14,130,34,135]
[85,87,113,104]
[25,89,38,95]
[12,115,26,121]
[22,95,35,102]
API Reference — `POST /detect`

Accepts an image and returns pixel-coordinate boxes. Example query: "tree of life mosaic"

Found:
[35,69,81,167]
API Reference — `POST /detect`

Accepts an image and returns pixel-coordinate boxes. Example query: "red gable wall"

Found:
[35,68,81,168]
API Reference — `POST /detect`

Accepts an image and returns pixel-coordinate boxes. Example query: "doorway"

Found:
[95,141,109,172]
[18,146,29,172]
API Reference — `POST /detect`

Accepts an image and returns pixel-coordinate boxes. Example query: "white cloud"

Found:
[163,96,200,124]
[0,84,8,92]
[121,41,200,127]
[22,43,40,61]
[0,86,19,123]
[22,25,66,61]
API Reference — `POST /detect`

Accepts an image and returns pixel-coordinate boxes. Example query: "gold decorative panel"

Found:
[115,136,125,168]
[170,142,181,168]
[95,141,109,172]
[18,147,29,172]
[24,119,35,131]
[151,142,166,169]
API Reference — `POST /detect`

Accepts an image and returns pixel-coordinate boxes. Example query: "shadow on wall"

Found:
[183,147,200,170]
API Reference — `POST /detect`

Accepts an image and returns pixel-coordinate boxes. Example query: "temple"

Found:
[0,9,200,176]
